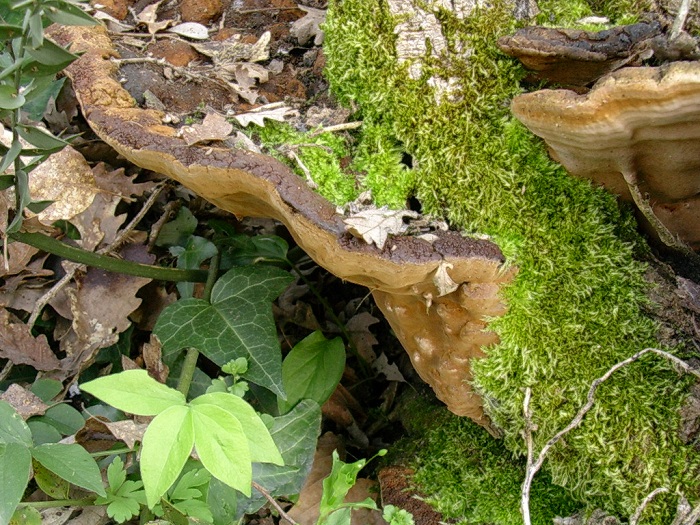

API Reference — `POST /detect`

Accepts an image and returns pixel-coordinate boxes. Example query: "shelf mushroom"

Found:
[511,60,700,251]
[48,24,515,429]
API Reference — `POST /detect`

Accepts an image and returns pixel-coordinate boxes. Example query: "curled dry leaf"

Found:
[179,112,234,146]
[344,207,419,250]
[433,260,459,297]
[291,6,326,46]
[0,308,61,371]
[0,383,49,419]
[135,1,171,34]
[372,353,406,383]
[168,22,209,40]
[232,103,296,127]
[142,334,169,383]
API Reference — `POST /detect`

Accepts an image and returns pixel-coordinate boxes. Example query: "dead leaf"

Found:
[104,419,149,448]
[92,163,157,201]
[135,1,171,34]
[344,207,419,250]
[143,334,169,383]
[433,260,459,297]
[0,383,49,419]
[346,312,379,362]
[179,112,234,146]
[291,6,326,46]
[168,22,209,40]
[192,31,271,63]
[372,353,406,383]
[65,506,108,525]
[0,308,61,371]
[232,103,296,127]
[39,507,75,525]
[75,416,120,453]
[0,241,39,277]
[27,146,99,224]
[70,193,126,251]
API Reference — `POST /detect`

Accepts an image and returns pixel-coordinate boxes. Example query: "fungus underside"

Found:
[320,0,700,521]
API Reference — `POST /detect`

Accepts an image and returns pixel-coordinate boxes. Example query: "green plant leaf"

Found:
[155,266,293,397]
[0,442,31,525]
[192,393,283,465]
[30,402,85,436]
[279,331,345,414]
[319,451,368,516]
[0,84,24,109]
[43,1,97,26]
[95,457,146,523]
[171,235,217,299]
[323,507,353,525]
[31,443,106,496]
[191,403,252,496]
[155,207,197,248]
[33,459,70,499]
[141,405,194,508]
[9,505,42,525]
[0,401,32,446]
[81,369,186,416]
[0,139,21,174]
[30,378,62,402]
[16,124,69,150]
[27,420,61,445]
[0,174,13,190]
[27,11,42,48]
[0,24,22,39]
[25,38,78,66]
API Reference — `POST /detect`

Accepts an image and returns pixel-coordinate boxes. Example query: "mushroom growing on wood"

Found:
[47,24,515,428]
[511,60,700,251]
[498,20,661,88]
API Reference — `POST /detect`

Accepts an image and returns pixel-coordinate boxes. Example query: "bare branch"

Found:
[252,480,299,525]
[630,488,669,525]
[670,0,692,41]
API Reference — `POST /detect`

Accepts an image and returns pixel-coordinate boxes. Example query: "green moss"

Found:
[391,393,581,524]
[324,0,700,521]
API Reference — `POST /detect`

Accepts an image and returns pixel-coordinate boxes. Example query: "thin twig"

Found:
[308,121,363,138]
[670,0,692,41]
[521,347,700,523]
[252,480,299,525]
[0,360,13,381]
[27,183,165,327]
[630,488,669,525]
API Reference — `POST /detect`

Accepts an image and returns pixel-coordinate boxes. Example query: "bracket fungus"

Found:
[497,20,662,88]
[48,24,515,426]
[511,60,700,250]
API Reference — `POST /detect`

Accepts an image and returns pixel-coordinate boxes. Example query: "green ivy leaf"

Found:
[155,266,293,397]
[191,403,252,496]
[141,405,194,508]
[0,443,31,525]
[279,331,345,414]
[0,401,32,446]
[31,443,106,496]
[81,369,186,416]
[192,393,283,465]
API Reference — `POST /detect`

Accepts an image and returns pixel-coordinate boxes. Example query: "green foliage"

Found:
[0,400,106,525]
[0,0,95,233]
[317,449,388,525]
[323,0,700,520]
[94,456,147,523]
[81,370,283,506]
[383,505,415,525]
[279,330,346,414]
[154,265,294,397]
[392,394,579,524]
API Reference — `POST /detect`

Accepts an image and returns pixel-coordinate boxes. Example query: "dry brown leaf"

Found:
[180,112,234,146]
[0,283,50,313]
[192,31,271,63]
[0,308,61,371]
[58,245,153,375]
[70,193,126,251]
[290,6,326,46]
[75,417,120,453]
[64,506,108,525]
[26,146,99,225]
[0,383,49,419]
[233,103,296,127]
[39,507,75,525]
[168,22,209,40]
[372,353,406,383]
[143,334,169,383]
[344,208,418,250]
[92,163,157,200]
[135,1,171,34]
[433,260,459,297]
[104,419,149,448]
[346,312,380,362]
[285,432,385,525]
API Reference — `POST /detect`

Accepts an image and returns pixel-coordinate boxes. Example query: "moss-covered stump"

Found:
[324,0,700,520]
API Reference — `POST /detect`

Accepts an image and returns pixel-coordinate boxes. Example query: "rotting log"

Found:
[47,24,515,429]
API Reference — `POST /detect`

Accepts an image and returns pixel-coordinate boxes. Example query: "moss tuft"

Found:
[324,0,700,520]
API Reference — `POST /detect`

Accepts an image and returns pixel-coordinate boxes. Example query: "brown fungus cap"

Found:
[512,60,700,250]
[48,24,515,427]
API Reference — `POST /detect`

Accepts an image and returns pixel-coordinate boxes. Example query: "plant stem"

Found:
[177,252,221,397]
[90,447,135,457]
[21,498,95,509]
[10,231,210,282]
